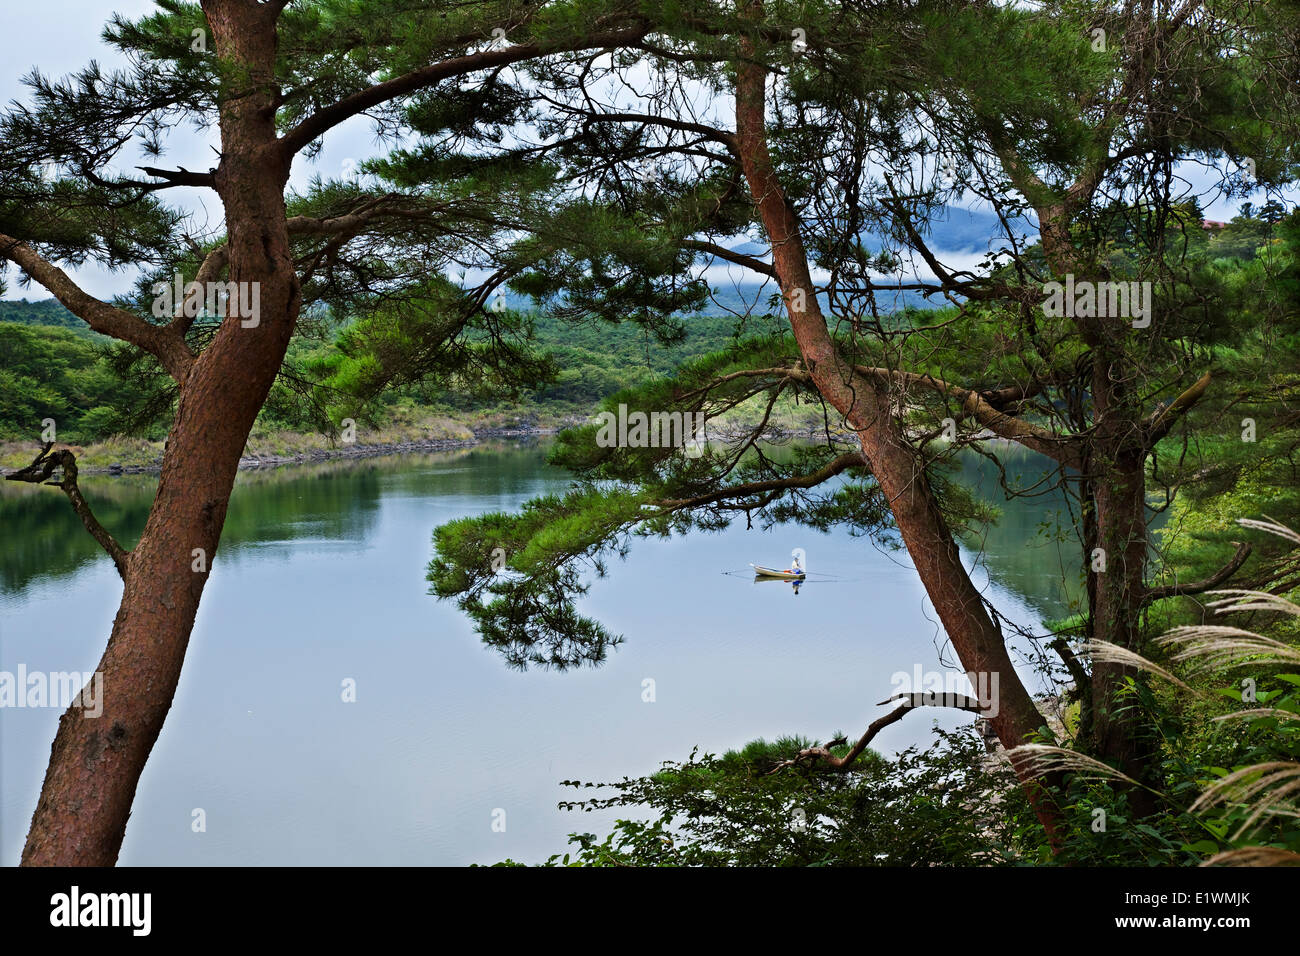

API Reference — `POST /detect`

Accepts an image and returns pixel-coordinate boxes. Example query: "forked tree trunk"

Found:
[1039,207,1159,812]
[732,38,1064,845]
[21,0,300,866]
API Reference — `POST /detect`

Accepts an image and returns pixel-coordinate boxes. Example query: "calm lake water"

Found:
[0,440,1077,865]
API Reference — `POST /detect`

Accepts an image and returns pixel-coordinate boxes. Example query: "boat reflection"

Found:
[752,574,803,594]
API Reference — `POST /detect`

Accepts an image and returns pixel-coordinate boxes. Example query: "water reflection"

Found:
[2,440,1088,865]
[752,575,804,595]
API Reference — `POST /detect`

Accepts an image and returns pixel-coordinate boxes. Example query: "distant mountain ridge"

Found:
[719,205,1033,257]
[0,297,89,331]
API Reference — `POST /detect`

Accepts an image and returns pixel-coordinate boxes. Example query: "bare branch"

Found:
[171,243,230,336]
[656,450,865,509]
[137,166,217,189]
[1050,636,1092,694]
[767,693,985,774]
[1143,542,1252,606]
[855,365,1084,468]
[680,239,775,277]
[579,111,740,155]
[5,444,130,578]
[1147,371,1213,444]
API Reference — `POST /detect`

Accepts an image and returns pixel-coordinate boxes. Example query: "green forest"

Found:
[0,204,1282,444]
[0,290,789,442]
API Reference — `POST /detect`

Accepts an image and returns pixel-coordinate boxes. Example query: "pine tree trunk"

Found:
[733,41,1064,846]
[1038,205,1159,813]
[1085,346,1159,815]
[21,0,300,865]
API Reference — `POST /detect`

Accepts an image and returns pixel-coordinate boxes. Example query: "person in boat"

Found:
[789,553,804,575]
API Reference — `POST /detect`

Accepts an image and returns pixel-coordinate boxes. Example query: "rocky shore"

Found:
[4,419,851,479]
[0,425,565,478]
[231,427,560,473]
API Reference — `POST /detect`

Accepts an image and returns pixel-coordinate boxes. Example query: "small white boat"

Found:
[750,563,806,580]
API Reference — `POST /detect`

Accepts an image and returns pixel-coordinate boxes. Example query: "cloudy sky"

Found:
[0,2,1279,304]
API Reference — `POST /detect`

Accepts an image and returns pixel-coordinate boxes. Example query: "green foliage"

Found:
[0,292,785,442]
[494,728,1040,867]
[0,298,88,330]
[1154,209,1300,593]
[0,322,169,441]
[1061,590,1300,863]
[430,484,647,669]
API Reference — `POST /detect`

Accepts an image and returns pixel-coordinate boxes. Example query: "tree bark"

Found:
[732,30,1064,846]
[21,0,300,865]
[1033,202,1162,814]
[1083,337,1160,814]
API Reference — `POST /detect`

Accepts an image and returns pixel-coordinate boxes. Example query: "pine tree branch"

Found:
[656,452,865,510]
[279,25,652,156]
[853,365,1084,468]
[1147,371,1213,444]
[0,232,195,382]
[136,166,217,189]
[577,111,740,154]
[5,444,130,578]
[679,239,775,277]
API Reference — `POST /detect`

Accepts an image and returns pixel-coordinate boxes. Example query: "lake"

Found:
[0,440,1078,865]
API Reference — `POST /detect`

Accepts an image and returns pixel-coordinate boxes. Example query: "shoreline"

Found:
[3,422,998,479]
[0,426,563,478]
[231,427,558,473]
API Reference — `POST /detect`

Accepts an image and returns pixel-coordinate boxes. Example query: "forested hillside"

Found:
[0,210,1277,442]
[1,287,797,440]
